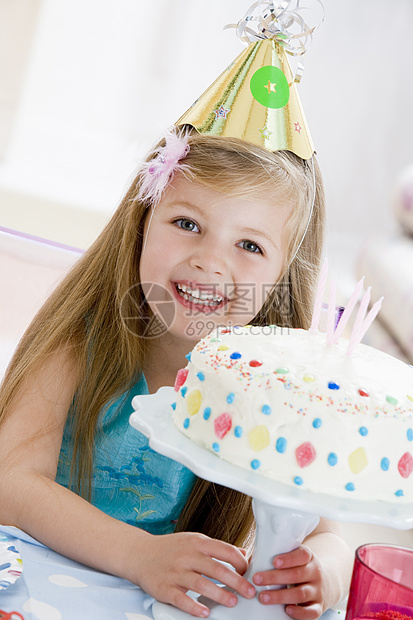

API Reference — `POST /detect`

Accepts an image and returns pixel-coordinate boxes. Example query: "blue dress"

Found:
[56,374,197,534]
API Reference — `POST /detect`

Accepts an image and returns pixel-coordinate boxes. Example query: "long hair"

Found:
[0,130,325,546]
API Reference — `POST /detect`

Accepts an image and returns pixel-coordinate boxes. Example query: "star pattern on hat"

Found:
[259,125,272,139]
[265,80,277,94]
[214,105,230,119]
[294,122,302,133]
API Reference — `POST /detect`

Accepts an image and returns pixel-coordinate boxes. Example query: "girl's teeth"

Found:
[176,284,223,305]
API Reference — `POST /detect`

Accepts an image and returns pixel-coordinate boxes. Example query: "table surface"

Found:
[0,525,344,620]
[0,525,153,620]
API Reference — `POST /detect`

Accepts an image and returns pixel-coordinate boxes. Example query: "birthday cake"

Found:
[172,325,413,502]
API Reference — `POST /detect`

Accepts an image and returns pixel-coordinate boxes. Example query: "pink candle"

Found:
[347,296,383,356]
[310,260,328,332]
[331,277,364,344]
[349,287,371,342]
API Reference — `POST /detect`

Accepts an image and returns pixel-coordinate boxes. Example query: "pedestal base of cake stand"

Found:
[130,387,413,620]
[152,499,318,620]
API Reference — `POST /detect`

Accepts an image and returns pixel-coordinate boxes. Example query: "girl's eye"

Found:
[174,218,199,232]
[239,240,263,254]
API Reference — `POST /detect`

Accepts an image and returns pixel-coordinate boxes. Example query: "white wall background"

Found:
[0,0,412,264]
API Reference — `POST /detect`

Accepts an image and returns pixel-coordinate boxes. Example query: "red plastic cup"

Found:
[346,544,413,620]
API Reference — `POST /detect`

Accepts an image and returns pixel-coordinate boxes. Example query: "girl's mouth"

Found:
[173,282,228,311]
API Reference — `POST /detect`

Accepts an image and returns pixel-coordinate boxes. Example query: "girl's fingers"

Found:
[285,603,323,620]
[253,564,309,587]
[257,583,316,606]
[186,573,239,609]
[206,539,249,575]
[199,557,255,600]
[273,545,313,569]
[170,572,252,617]
[167,588,211,618]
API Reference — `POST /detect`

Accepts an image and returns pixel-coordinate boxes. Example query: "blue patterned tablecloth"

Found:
[0,525,153,620]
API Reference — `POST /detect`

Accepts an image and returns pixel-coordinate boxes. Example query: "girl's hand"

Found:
[252,545,326,620]
[137,532,256,618]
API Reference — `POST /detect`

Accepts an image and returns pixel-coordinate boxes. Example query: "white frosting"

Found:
[172,325,413,502]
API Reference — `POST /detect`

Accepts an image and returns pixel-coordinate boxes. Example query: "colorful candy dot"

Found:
[328,453,338,466]
[407,395,413,402]
[218,345,229,351]
[358,389,369,397]
[249,360,263,367]
[214,412,232,439]
[345,483,355,492]
[210,338,222,343]
[407,428,413,442]
[349,447,368,474]
[275,367,289,374]
[181,387,187,398]
[261,405,271,415]
[294,476,303,486]
[312,418,322,429]
[212,443,220,452]
[398,452,413,478]
[276,437,287,453]
[185,353,191,361]
[234,425,243,438]
[386,395,398,405]
[251,459,261,470]
[197,372,205,381]
[183,418,190,429]
[227,393,235,404]
[381,458,390,471]
[249,425,270,451]
[328,382,340,390]
[171,402,176,410]
[395,489,404,497]
[174,368,189,392]
[359,426,368,436]
[203,407,211,420]
[296,442,316,468]
[186,389,202,416]
[303,374,316,382]
[230,352,242,360]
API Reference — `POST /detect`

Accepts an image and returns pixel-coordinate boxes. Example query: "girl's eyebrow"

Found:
[165,200,203,212]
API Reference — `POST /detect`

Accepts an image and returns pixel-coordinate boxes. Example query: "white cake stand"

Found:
[129,387,413,620]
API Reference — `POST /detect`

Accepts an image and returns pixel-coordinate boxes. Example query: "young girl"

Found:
[0,130,352,618]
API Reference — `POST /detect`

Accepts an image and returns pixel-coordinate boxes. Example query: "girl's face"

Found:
[139,175,292,344]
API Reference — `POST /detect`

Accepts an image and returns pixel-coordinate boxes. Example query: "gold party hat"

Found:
[176,2,322,159]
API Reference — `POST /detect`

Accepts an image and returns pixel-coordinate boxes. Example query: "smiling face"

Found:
[139,174,292,344]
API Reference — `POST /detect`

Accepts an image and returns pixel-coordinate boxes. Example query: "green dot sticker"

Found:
[250,66,290,109]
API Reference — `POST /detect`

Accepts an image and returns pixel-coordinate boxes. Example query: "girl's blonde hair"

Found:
[0,130,325,546]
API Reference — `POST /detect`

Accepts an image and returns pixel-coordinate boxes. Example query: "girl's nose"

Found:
[188,244,227,276]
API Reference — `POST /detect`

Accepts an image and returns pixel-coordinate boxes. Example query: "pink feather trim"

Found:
[139,128,191,206]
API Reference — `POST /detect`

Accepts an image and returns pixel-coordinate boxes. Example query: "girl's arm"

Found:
[252,518,353,618]
[0,350,255,618]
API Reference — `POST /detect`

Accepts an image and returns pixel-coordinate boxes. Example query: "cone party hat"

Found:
[176,1,323,160]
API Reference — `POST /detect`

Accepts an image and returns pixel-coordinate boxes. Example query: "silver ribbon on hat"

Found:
[225,0,324,82]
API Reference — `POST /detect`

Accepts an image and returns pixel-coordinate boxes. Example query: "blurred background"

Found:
[0,0,412,557]
[1,0,412,245]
